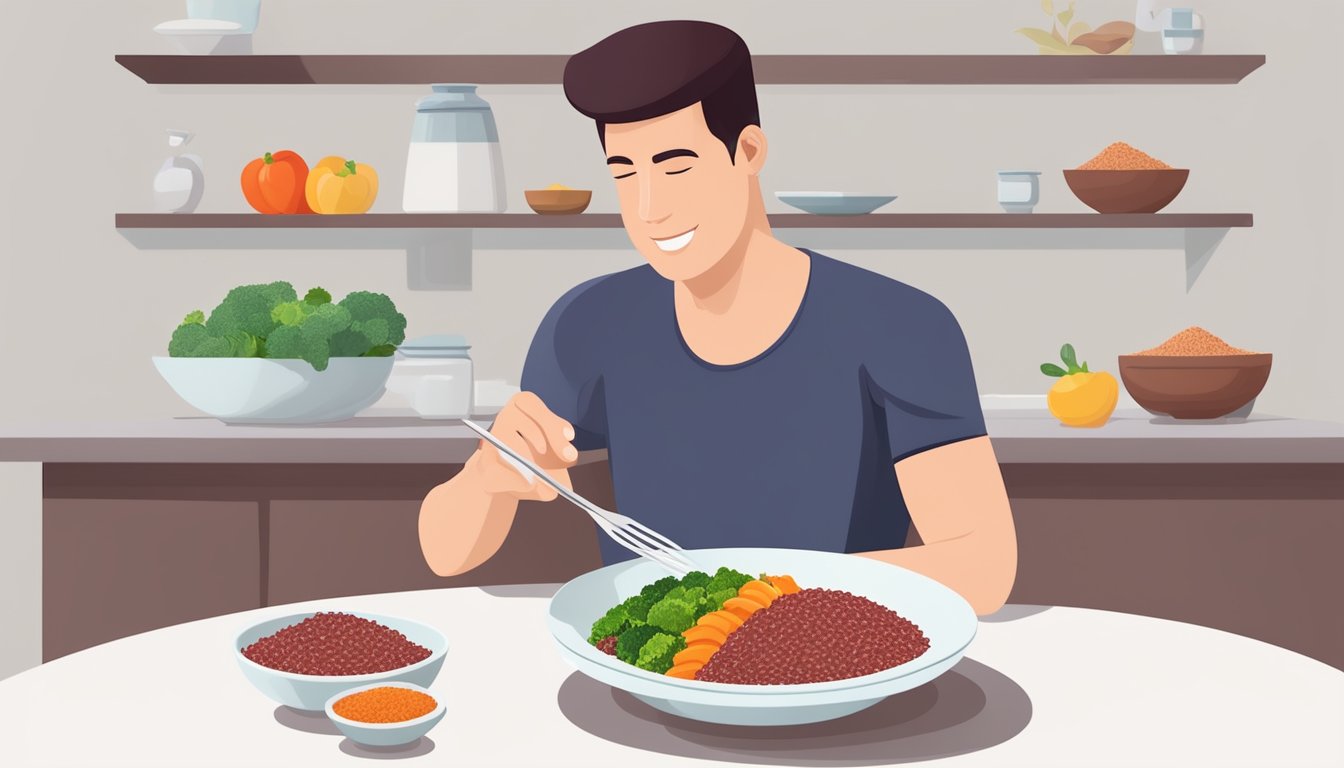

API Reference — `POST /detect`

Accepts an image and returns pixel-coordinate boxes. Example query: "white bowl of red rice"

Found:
[547,547,978,726]
[234,611,447,711]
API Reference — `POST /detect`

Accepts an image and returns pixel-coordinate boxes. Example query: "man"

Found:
[420,20,1017,614]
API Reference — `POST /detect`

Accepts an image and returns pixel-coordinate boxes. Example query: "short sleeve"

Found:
[866,295,987,464]
[519,281,609,451]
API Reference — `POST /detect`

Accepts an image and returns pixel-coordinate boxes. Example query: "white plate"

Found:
[154,18,246,34]
[547,547,977,726]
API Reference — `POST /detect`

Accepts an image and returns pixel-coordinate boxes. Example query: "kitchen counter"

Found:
[1,409,1342,464]
[3,409,1341,671]
[1,590,1339,767]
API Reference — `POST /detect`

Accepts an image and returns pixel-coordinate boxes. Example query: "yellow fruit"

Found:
[1047,371,1119,428]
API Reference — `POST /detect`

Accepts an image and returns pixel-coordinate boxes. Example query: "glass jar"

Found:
[389,335,474,419]
[402,84,507,213]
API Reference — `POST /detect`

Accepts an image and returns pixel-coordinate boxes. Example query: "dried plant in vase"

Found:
[1017,0,1136,55]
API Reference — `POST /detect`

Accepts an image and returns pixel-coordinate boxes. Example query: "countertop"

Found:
[1,409,1341,464]
[0,587,1339,767]
[0,409,1341,464]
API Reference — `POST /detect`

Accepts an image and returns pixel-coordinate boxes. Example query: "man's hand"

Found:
[468,391,579,502]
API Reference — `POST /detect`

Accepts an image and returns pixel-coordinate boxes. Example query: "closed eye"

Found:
[613,171,635,180]
[666,168,691,176]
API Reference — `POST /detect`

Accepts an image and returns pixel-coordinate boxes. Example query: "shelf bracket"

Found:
[1184,227,1229,292]
[406,230,473,291]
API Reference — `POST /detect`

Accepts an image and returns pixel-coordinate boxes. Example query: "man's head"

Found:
[564,21,767,281]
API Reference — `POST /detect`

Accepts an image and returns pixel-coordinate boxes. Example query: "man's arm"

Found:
[854,436,1017,615]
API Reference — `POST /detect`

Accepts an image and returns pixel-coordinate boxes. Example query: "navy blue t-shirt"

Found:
[520,249,987,566]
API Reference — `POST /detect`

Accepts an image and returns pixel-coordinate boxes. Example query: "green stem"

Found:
[263,152,274,164]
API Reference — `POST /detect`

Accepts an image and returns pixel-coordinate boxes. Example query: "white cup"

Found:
[414,375,472,420]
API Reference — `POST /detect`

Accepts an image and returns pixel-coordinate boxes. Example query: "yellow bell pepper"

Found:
[305,156,379,214]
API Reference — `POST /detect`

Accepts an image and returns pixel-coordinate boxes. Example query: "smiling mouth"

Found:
[652,228,696,253]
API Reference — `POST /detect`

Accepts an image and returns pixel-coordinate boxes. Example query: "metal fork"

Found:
[461,419,697,576]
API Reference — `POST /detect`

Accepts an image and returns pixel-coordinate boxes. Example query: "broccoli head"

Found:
[646,586,708,634]
[706,566,753,595]
[588,603,631,646]
[339,291,408,348]
[706,587,738,612]
[634,633,686,674]
[679,571,711,590]
[304,287,333,306]
[615,625,664,666]
[205,281,296,339]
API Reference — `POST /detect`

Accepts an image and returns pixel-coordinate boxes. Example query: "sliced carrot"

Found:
[722,596,765,619]
[682,624,728,647]
[742,579,781,597]
[673,644,718,666]
[737,586,776,608]
[708,609,745,629]
[767,574,801,595]
[665,662,702,679]
[695,613,737,635]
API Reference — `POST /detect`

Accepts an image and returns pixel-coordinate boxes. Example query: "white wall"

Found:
[1,0,1340,676]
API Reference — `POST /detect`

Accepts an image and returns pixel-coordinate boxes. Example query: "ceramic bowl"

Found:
[549,547,977,726]
[775,192,897,215]
[325,682,447,747]
[234,612,448,711]
[525,189,592,215]
[153,356,394,424]
[1063,169,1189,214]
[1117,353,1272,419]
[153,19,250,55]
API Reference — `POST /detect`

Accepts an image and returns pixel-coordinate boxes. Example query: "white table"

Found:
[2,587,1340,767]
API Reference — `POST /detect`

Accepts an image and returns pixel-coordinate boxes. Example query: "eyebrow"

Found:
[606,155,634,166]
[652,149,698,164]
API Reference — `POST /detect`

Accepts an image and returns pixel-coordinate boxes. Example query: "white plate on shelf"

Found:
[776,192,898,216]
[154,19,250,54]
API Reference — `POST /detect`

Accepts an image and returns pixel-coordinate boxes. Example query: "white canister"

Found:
[403,85,507,213]
[997,171,1041,214]
[388,335,474,419]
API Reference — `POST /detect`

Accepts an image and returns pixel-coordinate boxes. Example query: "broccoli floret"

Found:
[634,633,686,674]
[679,571,711,590]
[647,586,709,634]
[181,310,206,326]
[304,287,333,306]
[620,594,654,624]
[588,606,631,646]
[706,587,738,612]
[640,576,681,603]
[339,291,408,348]
[706,566,753,595]
[615,625,664,666]
[205,281,296,339]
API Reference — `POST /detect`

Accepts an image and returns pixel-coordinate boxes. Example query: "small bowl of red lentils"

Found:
[325,682,446,747]
[1064,142,1190,214]
[1119,326,1272,419]
[234,611,447,712]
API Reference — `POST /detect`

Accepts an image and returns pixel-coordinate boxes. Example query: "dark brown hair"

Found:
[563,20,760,162]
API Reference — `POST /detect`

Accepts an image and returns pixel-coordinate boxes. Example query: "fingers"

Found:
[510,392,578,463]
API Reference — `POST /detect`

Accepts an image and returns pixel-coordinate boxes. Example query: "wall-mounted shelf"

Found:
[116,212,1251,292]
[115,54,1267,86]
[115,213,1253,230]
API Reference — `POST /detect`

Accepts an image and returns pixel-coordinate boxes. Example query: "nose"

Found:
[638,173,671,225]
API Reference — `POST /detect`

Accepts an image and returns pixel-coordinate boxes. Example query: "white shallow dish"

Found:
[154,19,250,55]
[548,547,977,726]
[234,612,447,711]
[325,682,446,747]
[154,356,393,424]
[776,191,897,215]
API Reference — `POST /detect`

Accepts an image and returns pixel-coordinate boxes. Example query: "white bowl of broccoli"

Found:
[155,282,406,424]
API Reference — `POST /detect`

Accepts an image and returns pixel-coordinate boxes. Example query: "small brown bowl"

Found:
[524,189,592,215]
[1117,353,1272,420]
[1063,169,1189,214]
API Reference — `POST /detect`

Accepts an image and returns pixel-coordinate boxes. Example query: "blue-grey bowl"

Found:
[325,682,446,747]
[549,547,977,726]
[234,612,447,711]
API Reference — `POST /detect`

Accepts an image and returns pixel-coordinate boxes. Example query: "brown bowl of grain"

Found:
[1118,327,1272,420]
[1064,142,1189,214]
[525,184,592,215]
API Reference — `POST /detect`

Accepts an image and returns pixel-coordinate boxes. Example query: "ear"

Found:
[736,125,768,175]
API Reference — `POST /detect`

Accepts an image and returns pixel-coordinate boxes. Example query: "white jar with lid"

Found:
[388,335,474,419]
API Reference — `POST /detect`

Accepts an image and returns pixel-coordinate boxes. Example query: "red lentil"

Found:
[240,612,431,676]
[1133,326,1257,356]
[694,588,930,684]
[1078,142,1172,171]
[332,686,438,724]
[596,635,619,656]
